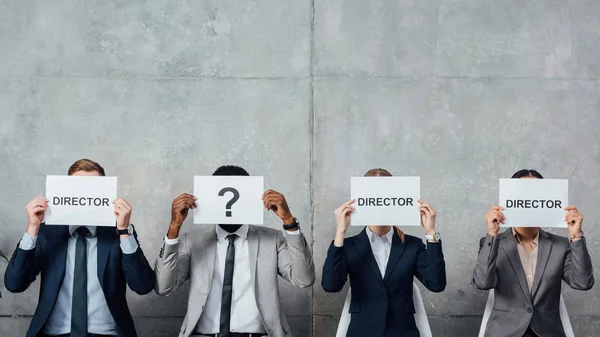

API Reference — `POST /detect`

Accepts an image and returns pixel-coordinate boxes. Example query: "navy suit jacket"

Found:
[4,224,155,337]
[322,228,446,337]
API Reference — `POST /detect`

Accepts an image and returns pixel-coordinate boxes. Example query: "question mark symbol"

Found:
[218,187,240,217]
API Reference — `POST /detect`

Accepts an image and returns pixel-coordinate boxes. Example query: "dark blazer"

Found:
[473,228,594,337]
[322,228,446,337]
[4,224,155,337]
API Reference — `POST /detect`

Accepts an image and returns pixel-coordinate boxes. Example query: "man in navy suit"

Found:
[4,159,155,337]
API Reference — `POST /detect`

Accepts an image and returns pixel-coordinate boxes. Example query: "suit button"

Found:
[488,242,492,246]
[527,308,532,313]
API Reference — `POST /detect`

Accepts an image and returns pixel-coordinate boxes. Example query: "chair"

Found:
[336,282,432,337]
[478,291,574,337]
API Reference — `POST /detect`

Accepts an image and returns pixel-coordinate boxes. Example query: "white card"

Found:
[499,178,568,228]
[45,175,118,226]
[350,176,421,226]
[193,176,264,225]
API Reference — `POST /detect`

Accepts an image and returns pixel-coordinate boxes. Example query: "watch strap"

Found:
[116,224,133,235]
[283,218,300,230]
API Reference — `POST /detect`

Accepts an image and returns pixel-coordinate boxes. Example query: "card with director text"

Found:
[350,176,421,226]
[499,178,568,228]
[45,175,117,226]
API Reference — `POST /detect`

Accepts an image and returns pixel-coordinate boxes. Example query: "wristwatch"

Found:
[569,231,584,241]
[426,232,441,242]
[116,224,134,235]
[283,218,300,231]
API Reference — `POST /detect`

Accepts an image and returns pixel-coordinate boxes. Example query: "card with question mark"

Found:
[193,176,264,225]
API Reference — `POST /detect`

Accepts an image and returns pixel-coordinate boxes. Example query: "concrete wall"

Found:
[0,0,599,336]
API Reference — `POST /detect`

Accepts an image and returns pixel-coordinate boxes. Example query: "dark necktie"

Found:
[219,233,238,337]
[71,227,89,337]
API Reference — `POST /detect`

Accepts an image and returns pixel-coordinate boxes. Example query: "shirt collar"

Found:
[68,225,97,238]
[512,228,539,247]
[216,224,249,241]
[366,227,394,244]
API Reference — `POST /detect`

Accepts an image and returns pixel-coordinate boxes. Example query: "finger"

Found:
[420,203,435,214]
[176,193,197,202]
[264,196,281,208]
[490,206,504,212]
[262,189,275,199]
[417,200,431,208]
[33,196,48,204]
[29,201,46,209]
[114,200,129,209]
[341,206,354,215]
[174,199,195,210]
[346,199,356,206]
[419,206,432,216]
[564,206,578,212]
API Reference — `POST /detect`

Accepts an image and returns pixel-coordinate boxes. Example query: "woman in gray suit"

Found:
[473,169,594,337]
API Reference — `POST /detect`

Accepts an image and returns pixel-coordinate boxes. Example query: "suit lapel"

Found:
[500,229,531,300]
[96,227,115,286]
[531,230,552,297]
[383,230,407,282]
[353,228,384,283]
[204,228,218,288]
[53,227,70,285]
[247,226,259,288]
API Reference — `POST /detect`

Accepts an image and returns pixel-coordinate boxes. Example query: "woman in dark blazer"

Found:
[322,168,446,337]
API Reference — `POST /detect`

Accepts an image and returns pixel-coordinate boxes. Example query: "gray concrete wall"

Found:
[0,0,599,336]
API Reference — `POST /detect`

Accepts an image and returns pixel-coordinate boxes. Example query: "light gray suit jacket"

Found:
[154,225,315,337]
[473,228,594,337]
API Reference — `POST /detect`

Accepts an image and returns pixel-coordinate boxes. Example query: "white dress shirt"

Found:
[196,225,265,334]
[366,227,394,277]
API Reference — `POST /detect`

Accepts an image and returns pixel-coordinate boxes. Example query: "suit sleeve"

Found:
[562,237,595,290]
[154,232,191,296]
[321,242,348,293]
[414,240,446,292]
[4,234,44,293]
[120,228,156,295]
[276,230,315,288]
[472,234,500,290]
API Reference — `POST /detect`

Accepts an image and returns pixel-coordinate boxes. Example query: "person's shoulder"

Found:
[251,225,280,238]
[180,226,217,243]
[544,230,569,244]
[38,223,66,237]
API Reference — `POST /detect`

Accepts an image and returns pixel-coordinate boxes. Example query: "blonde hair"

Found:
[68,159,106,176]
[364,168,405,243]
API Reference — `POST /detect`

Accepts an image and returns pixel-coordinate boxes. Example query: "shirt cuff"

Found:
[164,235,179,245]
[19,232,37,250]
[286,229,301,235]
[120,235,139,254]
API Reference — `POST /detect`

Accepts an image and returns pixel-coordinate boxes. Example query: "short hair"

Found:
[212,165,250,176]
[511,169,543,179]
[364,168,393,177]
[68,159,106,176]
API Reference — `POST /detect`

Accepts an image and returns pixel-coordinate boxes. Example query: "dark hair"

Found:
[212,165,250,176]
[68,159,106,176]
[511,169,543,179]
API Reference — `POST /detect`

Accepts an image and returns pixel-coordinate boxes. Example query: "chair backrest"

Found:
[478,291,574,337]
[336,282,432,337]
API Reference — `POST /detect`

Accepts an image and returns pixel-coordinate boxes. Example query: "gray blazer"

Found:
[154,225,315,337]
[473,228,594,337]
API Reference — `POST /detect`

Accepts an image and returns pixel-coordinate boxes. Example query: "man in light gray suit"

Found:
[473,169,594,337]
[155,165,315,337]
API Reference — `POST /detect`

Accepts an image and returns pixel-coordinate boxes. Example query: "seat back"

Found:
[336,282,432,337]
[478,291,574,337]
